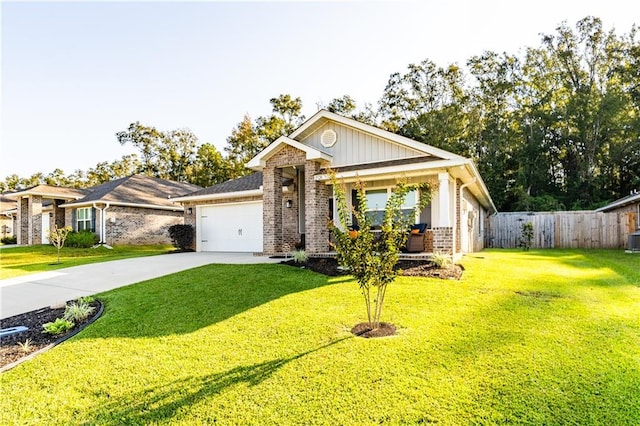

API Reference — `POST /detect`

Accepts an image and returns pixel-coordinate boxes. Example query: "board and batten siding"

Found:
[300,122,426,167]
[486,211,636,249]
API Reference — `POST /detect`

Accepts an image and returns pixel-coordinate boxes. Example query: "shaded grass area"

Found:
[0,244,172,279]
[0,250,638,425]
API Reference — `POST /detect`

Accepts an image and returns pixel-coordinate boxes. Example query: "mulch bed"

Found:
[281,257,464,280]
[351,322,397,338]
[1,300,102,370]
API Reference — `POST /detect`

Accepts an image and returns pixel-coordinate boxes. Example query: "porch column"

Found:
[432,173,454,254]
[435,172,451,227]
[28,195,43,245]
[17,197,28,245]
[305,160,331,254]
[263,166,282,254]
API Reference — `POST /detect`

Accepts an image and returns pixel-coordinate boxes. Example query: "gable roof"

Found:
[172,172,294,203]
[246,136,333,170]
[290,110,465,161]
[6,185,89,200]
[61,175,201,210]
[595,191,640,212]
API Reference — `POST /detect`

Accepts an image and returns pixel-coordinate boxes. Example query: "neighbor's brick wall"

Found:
[52,199,65,229]
[29,195,43,245]
[18,197,28,245]
[104,206,183,245]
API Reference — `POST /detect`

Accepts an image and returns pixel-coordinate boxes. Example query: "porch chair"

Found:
[406,223,428,253]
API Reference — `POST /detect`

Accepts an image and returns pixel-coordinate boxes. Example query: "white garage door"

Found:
[198,202,263,252]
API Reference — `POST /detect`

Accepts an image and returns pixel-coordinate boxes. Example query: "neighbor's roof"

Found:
[595,191,640,212]
[6,185,89,200]
[61,175,201,210]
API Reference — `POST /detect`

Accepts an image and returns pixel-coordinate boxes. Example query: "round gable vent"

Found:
[320,129,337,148]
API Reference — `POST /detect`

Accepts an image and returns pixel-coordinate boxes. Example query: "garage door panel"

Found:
[199,202,263,252]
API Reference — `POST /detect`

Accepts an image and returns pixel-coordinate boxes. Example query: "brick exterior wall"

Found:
[424,229,434,252]
[29,196,43,245]
[262,145,309,255]
[432,227,454,254]
[53,199,65,229]
[263,167,283,254]
[305,160,331,254]
[101,206,183,245]
[18,197,28,245]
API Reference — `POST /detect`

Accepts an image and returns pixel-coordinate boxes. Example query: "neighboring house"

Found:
[0,194,18,239]
[7,175,201,246]
[174,110,496,256]
[595,190,640,230]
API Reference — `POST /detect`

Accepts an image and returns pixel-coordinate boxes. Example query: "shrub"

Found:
[1,236,17,244]
[431,252,452,269]
[292,250,308,264]
[520,222,534,251]
[16,339,33,354]
[63,300,96,323]
[168,224,194,251]
[42,318,75,335]
[65,230,99,248]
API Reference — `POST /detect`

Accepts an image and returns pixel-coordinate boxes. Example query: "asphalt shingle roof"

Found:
[182,172,294,198]
[70,175,201,207]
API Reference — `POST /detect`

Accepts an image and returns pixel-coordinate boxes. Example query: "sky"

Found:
[1,0,638,179]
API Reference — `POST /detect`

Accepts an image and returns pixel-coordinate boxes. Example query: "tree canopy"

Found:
[2,17,638,212]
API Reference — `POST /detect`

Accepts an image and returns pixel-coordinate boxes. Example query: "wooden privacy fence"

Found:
[486,211,636,249]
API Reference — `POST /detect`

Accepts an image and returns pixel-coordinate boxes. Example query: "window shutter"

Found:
[91,208,96,233]
[72,209,77,232]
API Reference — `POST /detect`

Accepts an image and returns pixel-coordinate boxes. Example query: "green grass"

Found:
[1,249,638,425]
[0,244,172,279]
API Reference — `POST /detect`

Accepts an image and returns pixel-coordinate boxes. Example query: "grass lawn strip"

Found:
[0,250,638,424]
[0,244,171,279]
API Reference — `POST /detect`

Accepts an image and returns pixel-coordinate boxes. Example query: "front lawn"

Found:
[0,244,172,279]
[0,250,638,424]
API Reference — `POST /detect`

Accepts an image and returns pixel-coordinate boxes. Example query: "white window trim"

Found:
[77,207,92,232]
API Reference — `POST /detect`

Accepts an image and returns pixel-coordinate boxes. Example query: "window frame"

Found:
[363,187,419,227]
[76,207,93,232]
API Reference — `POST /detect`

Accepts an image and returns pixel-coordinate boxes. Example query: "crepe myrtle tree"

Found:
[329,172,432,331]
[47,225,72,264]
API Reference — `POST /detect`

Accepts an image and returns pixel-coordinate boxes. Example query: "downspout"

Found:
[92,202,112,249]
[458,178,477,255]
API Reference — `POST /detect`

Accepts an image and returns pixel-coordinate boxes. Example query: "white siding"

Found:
[300,122,427,167]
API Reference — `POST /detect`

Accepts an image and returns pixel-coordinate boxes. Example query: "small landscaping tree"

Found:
[47,225,72,264]
[520,221,534,251]
[330,172,432,335]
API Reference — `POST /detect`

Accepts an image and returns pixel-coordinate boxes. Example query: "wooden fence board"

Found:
[486,211,632,249]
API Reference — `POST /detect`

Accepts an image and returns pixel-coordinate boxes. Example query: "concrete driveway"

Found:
[1,252,281,319]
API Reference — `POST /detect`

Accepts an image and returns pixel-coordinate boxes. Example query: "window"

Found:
[364,188,418,227]
[76,207,93,232]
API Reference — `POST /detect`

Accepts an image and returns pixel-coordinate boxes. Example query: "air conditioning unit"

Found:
[628,232,640,252]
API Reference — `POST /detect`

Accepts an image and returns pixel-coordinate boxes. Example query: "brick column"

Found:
[263,167,283,254]
[305,160,330,254]
[28,195,43,245]
[17,197,29,245]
